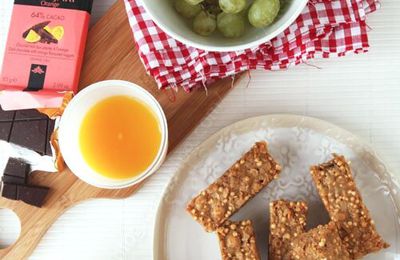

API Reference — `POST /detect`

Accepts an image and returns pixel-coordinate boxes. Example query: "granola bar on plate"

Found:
[186,141,281,232]
[310,155,389,258]
[269,200,308,260]
[289,221,351,260]
[217,220,260,260]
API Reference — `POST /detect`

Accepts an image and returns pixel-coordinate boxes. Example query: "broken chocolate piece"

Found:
[2,175,26,185]
[1,157,50,207]
[17,185,49,208]
[2,183,50,207]
[0,107,55,156]
[4,158,30,179]
[2,183,18,200]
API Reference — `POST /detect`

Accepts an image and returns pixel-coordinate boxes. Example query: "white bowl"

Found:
[141,0,308,52]
[58,80,168,189]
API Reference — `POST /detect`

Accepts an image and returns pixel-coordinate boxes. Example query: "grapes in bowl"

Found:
[140,0,308,52]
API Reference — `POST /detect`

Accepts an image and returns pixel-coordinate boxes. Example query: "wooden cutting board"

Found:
[0,0,242,258]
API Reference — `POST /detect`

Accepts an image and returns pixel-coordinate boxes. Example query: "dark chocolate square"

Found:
[0,122,12,141]
[2,175,26,185]
[4,158,30,179]
[10,120,47,154]
[2,184,18,200]
[0,107,15,121]
[15,109,47,120]
[17,185,49,208]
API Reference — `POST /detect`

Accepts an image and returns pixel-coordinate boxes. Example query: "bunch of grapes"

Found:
[174,0,281,38]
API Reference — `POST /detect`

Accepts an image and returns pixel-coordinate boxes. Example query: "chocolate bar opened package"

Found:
[0,0,93,110]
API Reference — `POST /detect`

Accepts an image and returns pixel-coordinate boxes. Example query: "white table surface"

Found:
[0,0,399,259]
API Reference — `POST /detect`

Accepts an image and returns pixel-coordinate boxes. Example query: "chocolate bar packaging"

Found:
[0,0,93,110]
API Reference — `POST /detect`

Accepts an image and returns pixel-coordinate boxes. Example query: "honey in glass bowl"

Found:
[79,95,162,180]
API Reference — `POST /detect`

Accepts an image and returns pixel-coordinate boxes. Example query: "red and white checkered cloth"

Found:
[124,0,379,91]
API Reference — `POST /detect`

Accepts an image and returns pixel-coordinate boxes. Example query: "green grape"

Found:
[219,0,246,14]
[193,11,217,36]
[185,0,204,5]
[174,0,202,18]
[248,0,280,28]
[217,12,245,38]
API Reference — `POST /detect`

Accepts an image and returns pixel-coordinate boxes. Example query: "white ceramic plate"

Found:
[154,115,400,260]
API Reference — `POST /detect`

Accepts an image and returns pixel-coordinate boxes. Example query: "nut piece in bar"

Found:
[187,141,282,232]
[269,200,308,260]
[217,220,260,260]
[310,155,389,258]
[289,222,351,260]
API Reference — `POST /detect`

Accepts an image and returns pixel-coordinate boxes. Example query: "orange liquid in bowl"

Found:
[79,95,162,179]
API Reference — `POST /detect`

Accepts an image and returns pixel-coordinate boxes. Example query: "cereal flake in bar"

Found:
[310,154,389,258]
[217,220,260,260]
[187,141,282,232]
[269,200,308,260]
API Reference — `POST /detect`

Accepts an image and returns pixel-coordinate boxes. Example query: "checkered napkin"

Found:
[124,0,380,91]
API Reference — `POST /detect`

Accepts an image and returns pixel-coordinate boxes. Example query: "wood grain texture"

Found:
[0,0,239,258]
